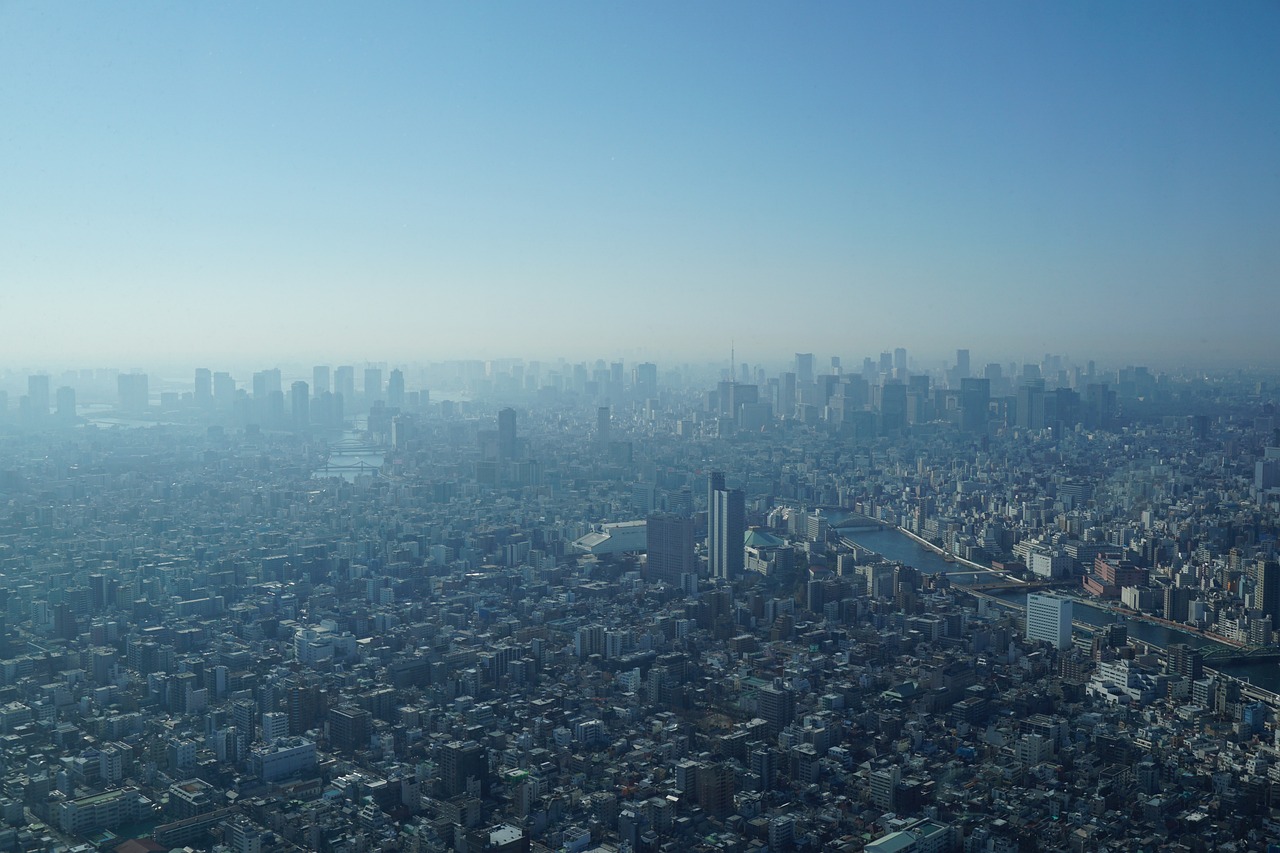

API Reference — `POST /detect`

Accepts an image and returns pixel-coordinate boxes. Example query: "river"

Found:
[843,527,1280,694]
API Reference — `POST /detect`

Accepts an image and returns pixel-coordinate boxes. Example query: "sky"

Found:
[2,2,1278,371]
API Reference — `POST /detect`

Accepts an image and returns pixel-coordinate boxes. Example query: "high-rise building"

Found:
[597,406,611,448]
[363,368,383,405]
[646,513,696,585]
[955,348,971,380]
[794,353,814,385]
[27,374,50,416]
[779,372,796,419]
[118,373,149,414]
[708,473,745,581]
[55,386,76,422]
[1251,559,1280,626]
[893,347,908,373]
[441,739,490,799]
[387,368,404,408]
[312,365,330,396]
[328,705,371,756]
[1167,644,1204,682]
[334,366,355,407]
[1026,593,1072,649]
[213,372,236,411]
[960,377,990,434]
[290,381,309,428]
[695,762,735,818]
[634,362,658,399]
[498,408,517,460]
[194,368,212,406]
[757,683,795,737]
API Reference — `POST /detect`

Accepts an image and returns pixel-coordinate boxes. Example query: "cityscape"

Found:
[4,2,1280,852]
[0,350,1278,852]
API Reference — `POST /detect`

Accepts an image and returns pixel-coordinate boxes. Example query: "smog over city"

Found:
[2,4,1280,853]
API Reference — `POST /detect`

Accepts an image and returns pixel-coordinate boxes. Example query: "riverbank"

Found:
[894,526,1008,576]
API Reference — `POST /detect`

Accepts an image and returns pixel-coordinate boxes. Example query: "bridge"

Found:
[957,578,1069,592]
[327,443,383,455]
[1201,646,1280,665]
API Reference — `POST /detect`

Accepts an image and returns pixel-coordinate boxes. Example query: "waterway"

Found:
[843,527,1280,694]
[312,429,385,482]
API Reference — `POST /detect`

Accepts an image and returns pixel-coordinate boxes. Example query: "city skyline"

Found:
[3,3,1279,366]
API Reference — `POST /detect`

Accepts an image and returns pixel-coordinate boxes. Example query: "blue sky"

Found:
[2,2,1277,369]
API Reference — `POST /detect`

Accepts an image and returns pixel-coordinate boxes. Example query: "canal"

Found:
[842,527,1280,694]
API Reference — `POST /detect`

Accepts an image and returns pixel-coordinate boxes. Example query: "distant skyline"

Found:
[3,2,1278,367]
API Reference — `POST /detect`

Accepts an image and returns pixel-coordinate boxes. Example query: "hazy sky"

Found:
[2,2,1278,370]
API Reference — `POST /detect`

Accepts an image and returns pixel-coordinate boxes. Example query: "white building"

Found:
[1026,593,1072,649]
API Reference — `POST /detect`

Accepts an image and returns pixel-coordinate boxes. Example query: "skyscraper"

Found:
[55,386,76,422]
[194,368,212,406]
[1026,593,1072,649]
[312,365,330,396]
[960,377,990,434]
[498,408,517,460]
[363,367,383,405]
[387,368,404,408]
[709,486,745,581]
[794,353,814,385]
[1251,559,1280,626]
[335,366,355,407]
[27,374,50,416]
[290,381,309,428]
[118,373,149,414]
[955,348,971,380]
[646,513,695,585]
[597,406,611,448]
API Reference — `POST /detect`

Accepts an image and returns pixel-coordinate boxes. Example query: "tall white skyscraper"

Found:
[1026,593,1072,649]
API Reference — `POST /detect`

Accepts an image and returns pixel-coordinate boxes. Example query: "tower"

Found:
[794,353,814,385]
[290,381,309,428]
[194,368,212,406]
[497,408,517,460]
[960,377,990,434]
[1251,559,1280,626]
[597,406,611,448]
[312,365,330,395]
[387,368,405,408]
[363,367,383,405]
[27,374,50,416]
[709,486,745,581]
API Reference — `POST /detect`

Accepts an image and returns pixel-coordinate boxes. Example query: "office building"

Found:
[312,365,330,395]
[441,739,490,799]
[118,373,149,413]
[56,386,76,422]
[709,479,745,581]
[1252,559,1280,626]
[646,513,696,585]
[498,408,517,460]
[1026,593,1072,649]
[27,374,50,416]
[363,367,383,405]
[960,377,990,434]
[194,368,212,405]
[597,406,611,448]
[290,381,309,428]
[387,368,404,407]
[795,353,814,385]
[335,366,355,407]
